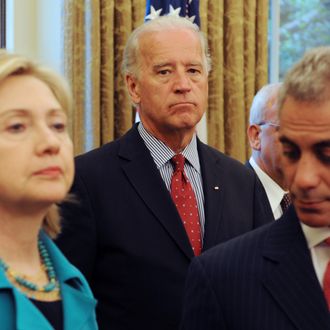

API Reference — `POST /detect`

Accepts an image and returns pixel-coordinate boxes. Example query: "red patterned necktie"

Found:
[323,238,330,310]
[170,154,202,256]
[280,193,291,213]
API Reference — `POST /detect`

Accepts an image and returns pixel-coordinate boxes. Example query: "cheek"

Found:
[0,150,22,173]
[197,83,208,101]
[67,156,74,180]
[323,170,330,188]
[282,163,295,185]
[61,141,74,184]
[274,142,283,161]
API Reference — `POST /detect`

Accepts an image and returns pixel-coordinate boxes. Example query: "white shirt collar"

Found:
[301,222,330,249]
[138,122,201,173]
[249,157,286,213]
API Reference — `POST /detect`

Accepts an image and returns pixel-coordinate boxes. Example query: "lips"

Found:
[295,199,325,211]
[34,166,63,177]
[170,102,195,108]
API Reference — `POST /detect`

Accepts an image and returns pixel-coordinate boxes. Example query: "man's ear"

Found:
[126,74,141,104]
[247,124,261,150]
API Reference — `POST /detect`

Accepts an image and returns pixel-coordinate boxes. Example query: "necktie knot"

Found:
[280,193,291,213]
[172,154,185,172]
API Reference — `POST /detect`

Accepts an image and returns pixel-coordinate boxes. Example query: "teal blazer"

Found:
[0,231,98,330]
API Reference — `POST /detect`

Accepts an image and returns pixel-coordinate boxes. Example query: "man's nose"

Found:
[294,155,320,190]
[173,71,192,94]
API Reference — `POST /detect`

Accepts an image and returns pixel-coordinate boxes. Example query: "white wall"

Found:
[6,0,63,73]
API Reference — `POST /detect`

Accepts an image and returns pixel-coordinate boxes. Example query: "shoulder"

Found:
[0,270,15,328]
[198,140,254,175]
[41,233,92,290]
[74,125,140,173]
[198,221,273,270]
[75,139,119,168]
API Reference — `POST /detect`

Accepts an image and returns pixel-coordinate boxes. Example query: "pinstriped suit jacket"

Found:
[181,206,330,330]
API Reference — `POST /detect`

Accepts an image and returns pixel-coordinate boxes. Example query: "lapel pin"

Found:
[214,186,219,190]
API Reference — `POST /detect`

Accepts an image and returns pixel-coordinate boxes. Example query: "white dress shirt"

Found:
[249,157,287,220]
[301,223,330,288]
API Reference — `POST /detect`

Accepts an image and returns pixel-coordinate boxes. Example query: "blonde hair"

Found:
[0,49,73,238]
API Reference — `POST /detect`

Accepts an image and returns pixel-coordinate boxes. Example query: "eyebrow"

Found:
[279,136,330,149]
[153,63,172,69]
[278,136,293,144]
[0,109,29,119]
[0,108,64,119]
[153,61,203,69]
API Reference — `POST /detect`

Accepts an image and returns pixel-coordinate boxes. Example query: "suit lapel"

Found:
[61,283,97,329]
[261,208,330,329]
[13,289,53,329]
[198,141,223,250]
[41,232,97,329]
[14,283,96,330]
[118,126,194,259]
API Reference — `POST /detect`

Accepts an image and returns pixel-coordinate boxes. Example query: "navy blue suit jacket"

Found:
[57,124,273,330]
[181,206,330,330]
[245,160,274,221]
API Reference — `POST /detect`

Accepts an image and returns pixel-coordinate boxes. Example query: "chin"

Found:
[297,209,330,227]
[35,188,69,204]
[176,118,200,131]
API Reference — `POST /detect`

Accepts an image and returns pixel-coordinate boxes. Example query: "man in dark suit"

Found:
[56,16,272,330]
[246,83,289,220]
[181,47,330,330]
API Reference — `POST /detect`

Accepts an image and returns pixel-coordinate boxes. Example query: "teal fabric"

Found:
[0,231,98,330]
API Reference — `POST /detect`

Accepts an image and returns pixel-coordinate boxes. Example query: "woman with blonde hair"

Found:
[0,50,98,329]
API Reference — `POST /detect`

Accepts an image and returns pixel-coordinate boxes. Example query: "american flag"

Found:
[145,0,200,26]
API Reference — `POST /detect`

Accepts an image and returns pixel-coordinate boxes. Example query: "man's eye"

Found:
[188,68,200,74]
[316,147,330,164]
[282,148,300,161]
[158,69,170,75]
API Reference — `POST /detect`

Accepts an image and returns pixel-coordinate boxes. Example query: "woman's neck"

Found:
[0,205,47,272]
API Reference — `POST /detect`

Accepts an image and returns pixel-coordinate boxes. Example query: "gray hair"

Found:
[279,46,330,109]
[249,83,282,125]
[122,15,211,78]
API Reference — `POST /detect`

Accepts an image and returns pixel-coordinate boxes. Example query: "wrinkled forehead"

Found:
[279,96,330,144]
[137,28,204,65]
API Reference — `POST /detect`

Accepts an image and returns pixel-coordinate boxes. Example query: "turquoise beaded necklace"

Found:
[0,239,59,295]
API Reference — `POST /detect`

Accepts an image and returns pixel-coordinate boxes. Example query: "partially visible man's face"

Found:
[279,96,330,227]
[126,28,208,145]
[258,99,284,187]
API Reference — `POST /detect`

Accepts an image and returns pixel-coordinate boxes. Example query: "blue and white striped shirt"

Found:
[138,122,205,238]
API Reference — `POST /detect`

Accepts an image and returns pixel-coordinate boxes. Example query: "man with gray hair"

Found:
[247,83,290,220]
[57,15,272,330]
[181,47,330,330]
